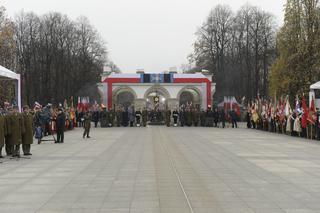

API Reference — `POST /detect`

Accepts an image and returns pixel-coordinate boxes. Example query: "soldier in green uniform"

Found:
[142,107,148,127]
[4,108,13,155]
[200,109,206,127]
[22,106,34,156]
[7,106,25,157]
[192,108,199,127]
[0,109,6,158]
[83,111,91,138]
[100,107,108,127]
[109,108,115,127]
[116,106,122,127]
[165,109,171,127]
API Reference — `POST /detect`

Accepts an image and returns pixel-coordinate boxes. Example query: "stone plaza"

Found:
[1,126,320,213]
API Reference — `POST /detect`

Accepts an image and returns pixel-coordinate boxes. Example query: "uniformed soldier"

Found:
[193,108,200,127]
[179,108,186,127]
[165,109,171,127]
[186,108,192,127]
[100,107,108,127]
[5,107,14,155]
[22,106,34,156]
[0,108,6,158]
[83,111,91,138]
[110,108,115,127]
[116,106,122,127]
[142,107,148,127]
[122,107,129,127]
[7,106,25,157]
[200,109,206,127]
[206,108,214,127]
[172,108,179,127]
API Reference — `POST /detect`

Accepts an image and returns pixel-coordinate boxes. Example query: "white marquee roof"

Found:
[0,65,20,80]
[310,81,320,90]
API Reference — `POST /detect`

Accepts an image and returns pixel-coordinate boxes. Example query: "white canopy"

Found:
[0,65,21,111]
[0,65,20,80]
[310,81,320,90]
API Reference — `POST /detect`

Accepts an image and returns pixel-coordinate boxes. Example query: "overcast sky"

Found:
[3,0,286,73]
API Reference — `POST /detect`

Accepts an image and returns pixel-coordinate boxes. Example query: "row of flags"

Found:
[32,97,99,112]
[249,95,318,127]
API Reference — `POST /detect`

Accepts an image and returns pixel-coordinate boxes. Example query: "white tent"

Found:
[310,81,320,109]
[0,65,21,111]
[310,81,320,90]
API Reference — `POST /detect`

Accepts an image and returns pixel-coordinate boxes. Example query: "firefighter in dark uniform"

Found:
[165,109,171,127]
[22,106,34,155]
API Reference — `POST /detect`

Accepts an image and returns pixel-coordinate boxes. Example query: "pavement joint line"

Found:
[157,128,194,213]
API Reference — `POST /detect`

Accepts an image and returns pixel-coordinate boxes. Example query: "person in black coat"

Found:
[229,109,238,128]
[220,109,226,128]
[213,108,219,127]
[122,107,129,127]
[92,110,100,128]
[56,108,66,143]
[246,110,251,129]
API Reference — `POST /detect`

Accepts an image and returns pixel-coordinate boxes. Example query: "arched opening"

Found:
[116,92,135,108]
[144,86,170,111]
[113,87,137,109]
[178,87,201,109]
[144,86,170,124]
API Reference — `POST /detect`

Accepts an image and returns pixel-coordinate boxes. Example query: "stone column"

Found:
[134,99,147,110]
[167,98,179,110]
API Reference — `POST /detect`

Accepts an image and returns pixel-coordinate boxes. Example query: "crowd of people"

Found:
[0,102,78,158]
[246,96,320,141]
[0,105,35,158]
[1,94,319,159]
[85,104,239,129]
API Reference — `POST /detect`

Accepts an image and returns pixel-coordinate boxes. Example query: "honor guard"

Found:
[135,109,142,127]
[22,106,33,155]
[172,109,179,127]
[8,106,25,157]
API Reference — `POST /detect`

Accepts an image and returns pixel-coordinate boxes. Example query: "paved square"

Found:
[1,126,320,213]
